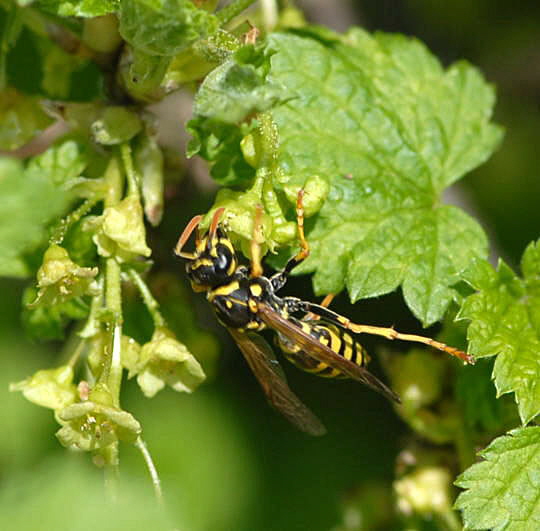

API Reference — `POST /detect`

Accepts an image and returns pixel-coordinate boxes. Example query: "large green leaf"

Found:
[459,241,540,423]
[194,28,502,325]
[455,427,540,530]
[0,157,69,277]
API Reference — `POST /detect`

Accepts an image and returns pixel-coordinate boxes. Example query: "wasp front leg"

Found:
[270,189,310,291]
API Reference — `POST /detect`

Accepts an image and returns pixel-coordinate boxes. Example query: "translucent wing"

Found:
[258,303,401,404]
[228,328,327,436]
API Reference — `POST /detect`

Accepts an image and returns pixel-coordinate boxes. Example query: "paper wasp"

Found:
[174,191,473,436]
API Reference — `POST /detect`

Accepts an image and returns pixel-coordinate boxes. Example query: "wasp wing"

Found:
[258,303,401,404]
[228,328,327,436]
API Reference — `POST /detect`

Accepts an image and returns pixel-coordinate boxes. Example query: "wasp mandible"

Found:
[175,191,473,436]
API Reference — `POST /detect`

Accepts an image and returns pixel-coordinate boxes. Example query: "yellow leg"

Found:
[293,189,310,264]
[342,320,474,364]
[297,300,475,364]
[250,204,264,277]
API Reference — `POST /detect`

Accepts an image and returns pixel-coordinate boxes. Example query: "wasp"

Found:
[174,191,473,436]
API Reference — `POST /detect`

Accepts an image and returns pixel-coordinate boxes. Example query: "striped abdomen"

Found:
[277,319,370,378]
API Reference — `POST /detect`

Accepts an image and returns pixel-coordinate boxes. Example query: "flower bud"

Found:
[93,196,152,259]
[394,466,453,516]
[10,365,77,410]
[135,327,205,397]
[29,245,98,308]
[56,383,141,451]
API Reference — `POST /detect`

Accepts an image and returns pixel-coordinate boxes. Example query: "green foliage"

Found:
[459,242,540,423]
[455,427,540,530]
[192,28,502,325]
[34,0,116,17]
[0,157,69,277]
[118,0,219,56]
[3,0,538,529]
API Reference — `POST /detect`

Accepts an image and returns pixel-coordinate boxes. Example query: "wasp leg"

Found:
[286,299,474,364]
[250,204,264,277]
[270,189,310,291]
[303,294,335,321]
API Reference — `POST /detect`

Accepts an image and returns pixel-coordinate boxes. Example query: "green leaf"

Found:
[459,242,540,423]
[455,427,540,530]
[118,0,219,56]
[0,88,52,151]
[26,139,89,187]
[0,157,69,278]
[194,28,502,325]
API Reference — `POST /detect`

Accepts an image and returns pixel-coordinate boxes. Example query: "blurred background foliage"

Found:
[1,0,539,530]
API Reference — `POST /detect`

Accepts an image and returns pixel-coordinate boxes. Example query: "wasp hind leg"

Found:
[289,299,475,364]
[270,189,310,291]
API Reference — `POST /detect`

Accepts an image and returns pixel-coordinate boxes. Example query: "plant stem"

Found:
[100,155,125,487]
[50,196,100,244]
[120,143,139,198]
[135,437,163,506]
[127,268,165,328]
[104,259,123,407]
[79,277,104,338]
[261,0,278,31]
[0,3,21,90]
[216,0,257,25]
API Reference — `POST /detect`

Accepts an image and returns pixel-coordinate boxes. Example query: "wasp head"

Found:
[175,208,238,290]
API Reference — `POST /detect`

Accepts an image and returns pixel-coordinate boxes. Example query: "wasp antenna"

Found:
[175,214,203,258]
[209,207,226,239]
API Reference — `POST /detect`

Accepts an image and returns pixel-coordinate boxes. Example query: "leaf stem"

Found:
[216,0,257,25]
[135,437,163,506]
[127,268,165,328]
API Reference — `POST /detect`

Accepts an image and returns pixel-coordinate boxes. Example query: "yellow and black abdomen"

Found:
[277,320,370,378]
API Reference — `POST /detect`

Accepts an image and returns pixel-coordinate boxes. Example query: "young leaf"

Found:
[455,427,540,530]
[194,28,502,325]
[118,0,219,57]
[26,139,89,187]
[459,242,540,424]
[34,0,116,17]
[0,88,52,151]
